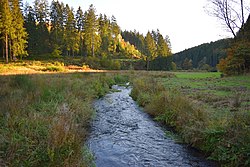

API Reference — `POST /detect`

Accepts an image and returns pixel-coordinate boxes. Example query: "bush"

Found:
[42,66,64,72]
[85,56,121,70]
[51,45,62,58]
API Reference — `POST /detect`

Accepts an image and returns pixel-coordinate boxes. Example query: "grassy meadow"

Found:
[131,72,250,166]
[0,60,249,166]
[0,67,129,166]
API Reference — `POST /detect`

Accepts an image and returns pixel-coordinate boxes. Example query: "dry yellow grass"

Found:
[0,61,108,76]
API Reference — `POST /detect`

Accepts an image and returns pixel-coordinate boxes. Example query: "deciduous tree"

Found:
[206,0,248,37]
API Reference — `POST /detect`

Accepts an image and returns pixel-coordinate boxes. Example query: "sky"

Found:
[24,0,244,53]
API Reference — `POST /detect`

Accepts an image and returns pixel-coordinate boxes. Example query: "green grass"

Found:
[162,72,250,112]
[174,72,221,79]
[0,72,129,166]
[131,71,250,166]
[1,68,249,166]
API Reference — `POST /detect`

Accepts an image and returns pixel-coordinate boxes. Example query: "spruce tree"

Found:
[145,31,157,70]
[76,6,84,56]
[33,0,50,54]
[0,0,13,63]
[10,0,28,60]
[99,14,112,54]
[50,1,65,54]
[76,6,84,32]
[34,0,49,23]
[64,5,79,56]
[83,4,101,56]
[157,32,171,57]
[24,3,37,55]
[111,15,120,37]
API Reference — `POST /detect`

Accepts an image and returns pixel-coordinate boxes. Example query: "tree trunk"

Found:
[241,0,244,28]
[9,40,12,61]
[2,41,5,59]
[5,33,8,64]
[146,58,149,71]
[240,0,245,36]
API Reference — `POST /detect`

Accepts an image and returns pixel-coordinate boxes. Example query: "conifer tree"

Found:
[76,6,84,32]
[165,35,172,52]
[145,31,157,70]
[110,15,120,37]
[34,0,49,23]
[24,2,37,55]
[76,6,84,56]
[99,14,112,55]
[109,15,120,54]
[0,0,13,63]
[33,0,50,54]
[10,0,28,60]
[64,5,79,56]
[157,32,171,57]
[83,4,101,56]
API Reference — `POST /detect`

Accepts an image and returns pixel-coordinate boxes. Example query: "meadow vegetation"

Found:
[131,72,250,166]
[1,60,249,167]
[0,71,128,166]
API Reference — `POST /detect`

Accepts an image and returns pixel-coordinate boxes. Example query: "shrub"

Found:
[51,45,62,58]
[42,66,64,72]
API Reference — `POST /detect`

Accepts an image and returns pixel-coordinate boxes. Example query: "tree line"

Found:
[22,1,124,57]
[172,38,232,71]
[0,0,172,69]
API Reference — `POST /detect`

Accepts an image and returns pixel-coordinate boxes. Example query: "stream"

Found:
[87,85,217,167]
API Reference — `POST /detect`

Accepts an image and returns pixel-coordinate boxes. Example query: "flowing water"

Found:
[87,85,217,167]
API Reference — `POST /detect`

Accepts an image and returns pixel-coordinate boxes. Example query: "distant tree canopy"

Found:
[173,38,232,70]
[122,29,172,70]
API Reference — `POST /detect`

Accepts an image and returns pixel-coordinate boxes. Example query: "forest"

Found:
[0,0,172,70]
